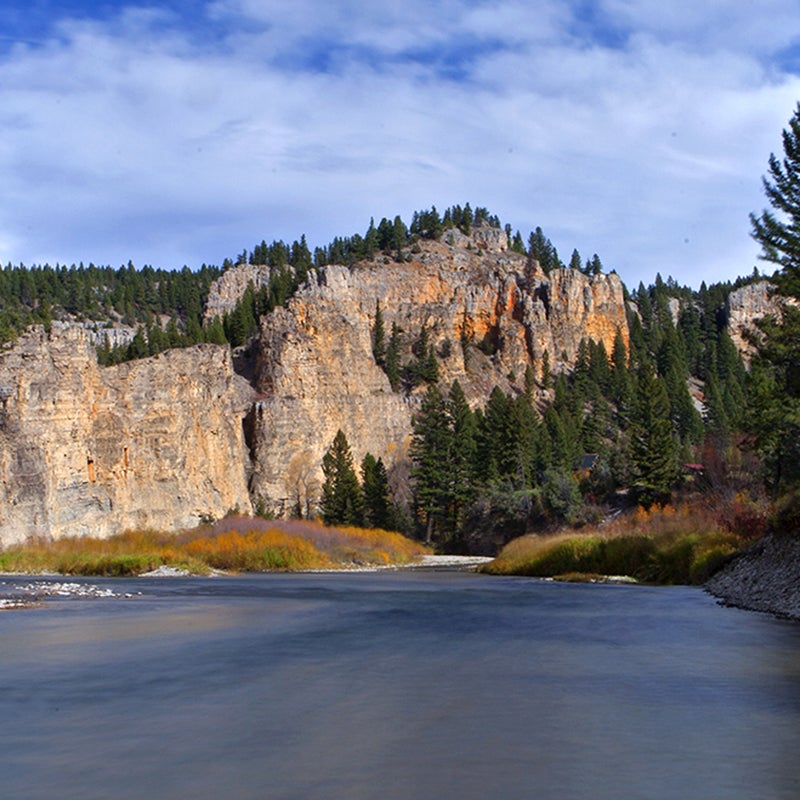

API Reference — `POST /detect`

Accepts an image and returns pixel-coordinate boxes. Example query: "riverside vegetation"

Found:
[483,503,751,584]
[0,517,428,576]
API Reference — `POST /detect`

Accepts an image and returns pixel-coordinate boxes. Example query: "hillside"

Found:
[0,210,777,551]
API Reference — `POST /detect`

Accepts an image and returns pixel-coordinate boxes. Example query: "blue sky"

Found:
[1,1,800,288]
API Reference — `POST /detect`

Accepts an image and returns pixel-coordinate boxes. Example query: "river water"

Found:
[2,571,799,800]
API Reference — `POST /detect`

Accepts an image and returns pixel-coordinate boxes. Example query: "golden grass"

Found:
[484,503,745,585]
[0,517,429,576]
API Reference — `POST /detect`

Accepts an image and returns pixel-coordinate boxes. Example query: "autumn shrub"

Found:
[716,493,769,541]
[486,534,657,579]
[643,534,698,584]
[0,515,429,576]
[183,528,331,571]
[57,553,163,577]
[484,502,747,585]
[688,534,742,584]
[0,546,49,573]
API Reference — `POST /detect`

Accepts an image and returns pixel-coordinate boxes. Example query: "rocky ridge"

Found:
[0,227,769,545]
[203,262,281,322]
[245,230,629,513]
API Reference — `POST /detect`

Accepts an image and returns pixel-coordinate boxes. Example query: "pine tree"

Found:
[372,300,386,366]
[410,385,452,544]
[321,430,364,526]
[703,374,729,435]
[479,387,517,480]
[96,334,112,366]
[205,317,227,345]
[543,404,579,472]
[747,103,800,492]
[528,227,555,275]
[364,218,379,259]
[422,344,439,384]
[588,339,611,396]
[750,102,800,292]
[509,392,539,488]
[630,363,679,506]
[127,326,148,360]
[362,453,391,529]
[540,349,552,388]
[747,355,800,493]
[524,364,536,403]
[446,381,477,538]
[392,215,408,259]
[581,384,612,455]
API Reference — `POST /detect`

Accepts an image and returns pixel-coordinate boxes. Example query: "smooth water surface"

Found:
[2,571,799,800]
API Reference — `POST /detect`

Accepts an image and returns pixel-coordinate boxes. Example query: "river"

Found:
[2,570,799,800]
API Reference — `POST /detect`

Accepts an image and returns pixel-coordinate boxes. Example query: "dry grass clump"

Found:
[0,529,209,577]
[191,517,427,567]
[0,516,428,576]
[484,503,744,585]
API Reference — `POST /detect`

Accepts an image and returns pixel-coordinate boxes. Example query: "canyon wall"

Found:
[246,232,629,512]
[0,324,253,545]
[0,228,638,542]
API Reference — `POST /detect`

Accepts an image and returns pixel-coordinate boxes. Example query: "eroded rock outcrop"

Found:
[246,232,628,512]
[0,324,253,545]
[203,263,277,322]
[726,281,779,363]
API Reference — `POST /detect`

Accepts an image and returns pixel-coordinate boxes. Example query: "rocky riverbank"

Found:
[705,533,800,620]
[0,578,140,609]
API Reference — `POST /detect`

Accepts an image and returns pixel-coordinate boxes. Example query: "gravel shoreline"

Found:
[705,533,800,620]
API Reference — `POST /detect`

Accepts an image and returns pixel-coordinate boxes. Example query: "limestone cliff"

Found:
[0,324,253,545]
[246,231,629,512]
[726,281,779,363]
[0,229,631,541]
[204,263,276,322]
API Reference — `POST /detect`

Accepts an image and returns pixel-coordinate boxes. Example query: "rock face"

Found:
[246,231,629,512]
[203,263,276,322]
[0,229,630,543]
[0,324,253,545]
[726,281,779,362]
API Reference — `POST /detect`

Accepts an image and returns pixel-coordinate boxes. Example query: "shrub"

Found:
[0,517,429,576]
[716,493,769,541]
[485,502,749,585]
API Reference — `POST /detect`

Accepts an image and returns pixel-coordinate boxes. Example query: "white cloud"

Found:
[601,0,800,53]
[0,0,799,287]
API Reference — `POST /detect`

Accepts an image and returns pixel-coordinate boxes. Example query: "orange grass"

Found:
[0,517,429,576]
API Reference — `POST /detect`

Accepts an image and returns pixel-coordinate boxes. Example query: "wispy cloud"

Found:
[1,0,799,287]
